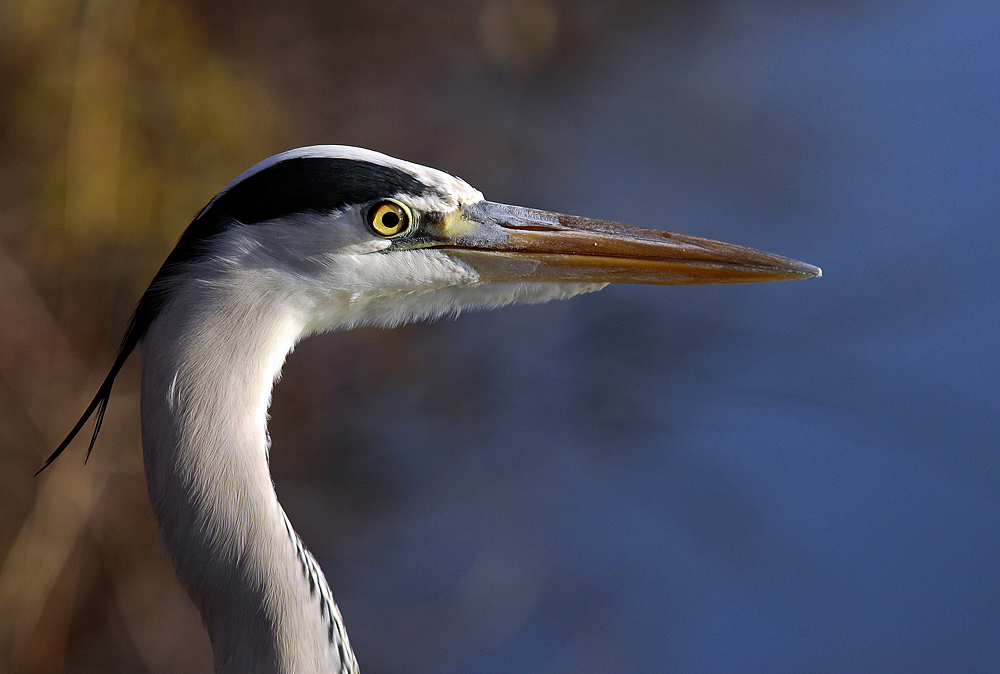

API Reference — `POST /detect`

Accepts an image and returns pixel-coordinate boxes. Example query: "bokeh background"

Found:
[1,0,997,672]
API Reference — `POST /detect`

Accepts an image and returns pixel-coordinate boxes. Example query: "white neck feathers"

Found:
[139,264,357,674]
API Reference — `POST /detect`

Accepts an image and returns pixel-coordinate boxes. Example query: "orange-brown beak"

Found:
[422,201,820,285]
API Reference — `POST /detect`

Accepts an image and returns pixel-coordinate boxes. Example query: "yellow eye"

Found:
[367,200,412,237]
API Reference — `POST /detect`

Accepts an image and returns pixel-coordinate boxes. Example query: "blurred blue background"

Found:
[1,0,997,672]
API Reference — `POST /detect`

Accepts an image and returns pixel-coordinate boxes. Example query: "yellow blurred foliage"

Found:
[5,0,284,249]
[0,1,287,671]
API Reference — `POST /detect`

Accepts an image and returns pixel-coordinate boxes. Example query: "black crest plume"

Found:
[36,155,431,474]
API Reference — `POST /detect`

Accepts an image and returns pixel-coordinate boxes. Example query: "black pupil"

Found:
[381,211,400,228]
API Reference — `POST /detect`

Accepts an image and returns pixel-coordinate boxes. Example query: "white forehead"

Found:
[210,145,484,213]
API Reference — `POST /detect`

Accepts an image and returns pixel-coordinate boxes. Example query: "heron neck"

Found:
[139,279,356,674]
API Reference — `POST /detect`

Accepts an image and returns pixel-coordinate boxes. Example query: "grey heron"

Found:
[39,146,819,673]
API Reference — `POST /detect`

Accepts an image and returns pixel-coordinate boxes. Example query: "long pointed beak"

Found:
[422,201,820,285]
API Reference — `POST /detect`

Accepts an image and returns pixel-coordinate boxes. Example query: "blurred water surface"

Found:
[1,0,997,672]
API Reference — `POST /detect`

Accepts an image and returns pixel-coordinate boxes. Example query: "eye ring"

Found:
[367,199,413,238]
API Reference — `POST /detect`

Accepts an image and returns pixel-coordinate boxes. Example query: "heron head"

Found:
[138,145,819,336]
[37,145,821,474]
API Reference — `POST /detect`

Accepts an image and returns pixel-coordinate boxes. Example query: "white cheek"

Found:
[338,239,392,255]
[338,249,479,292]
